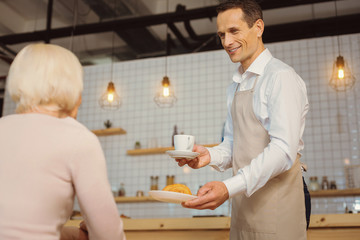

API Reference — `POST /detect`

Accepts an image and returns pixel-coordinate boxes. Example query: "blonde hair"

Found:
[6,43,83,113]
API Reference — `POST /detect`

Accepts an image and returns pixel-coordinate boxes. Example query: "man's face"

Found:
[217,8,263,68]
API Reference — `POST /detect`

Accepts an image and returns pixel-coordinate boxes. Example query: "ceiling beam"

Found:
[0,0,342,45]
[0,6,217,45]
[83,0,164,54]
[0,0,356,48]
[258,0,334,10]
[263,13,360,43]
[0,50,13,64]
[183,12,360,53]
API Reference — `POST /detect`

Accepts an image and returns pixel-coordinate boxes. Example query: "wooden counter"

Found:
[66,217,230,240]
[307,214,360,240]
[66,214,360,240]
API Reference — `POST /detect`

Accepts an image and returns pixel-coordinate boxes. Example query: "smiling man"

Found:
[176,0,310,239]
[217,4,264,69]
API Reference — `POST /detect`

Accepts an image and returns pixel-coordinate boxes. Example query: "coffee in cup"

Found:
[174,135,195,152]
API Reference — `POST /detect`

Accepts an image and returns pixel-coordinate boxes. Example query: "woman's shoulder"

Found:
[59,117,98,142]
[61,117,92,133]
[1,113,96,140]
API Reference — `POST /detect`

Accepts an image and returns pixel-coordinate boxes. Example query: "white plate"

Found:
[166,150,200,160]
[149,190,198,204]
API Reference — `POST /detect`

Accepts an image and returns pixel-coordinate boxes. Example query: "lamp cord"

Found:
[110,0,117,83]
[334,1,341,130]
[165,0,169,76]
[34,0,39,32]
[334,0,341,56]
[69,0,78,51]
[111,31,115,83]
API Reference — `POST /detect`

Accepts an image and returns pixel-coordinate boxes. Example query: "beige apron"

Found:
[229,77,307,240]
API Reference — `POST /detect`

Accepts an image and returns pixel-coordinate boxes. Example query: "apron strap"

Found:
[235,83,240,92]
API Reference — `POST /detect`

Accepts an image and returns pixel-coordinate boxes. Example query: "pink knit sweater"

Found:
[0,113,125,240]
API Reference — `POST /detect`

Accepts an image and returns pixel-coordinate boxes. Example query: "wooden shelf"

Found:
[91,127,126,136]
[114,196,157,203]
[127,144,219,156]
[309,188,360,197]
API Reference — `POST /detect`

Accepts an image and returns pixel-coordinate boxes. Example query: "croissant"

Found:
[162,184,192,195]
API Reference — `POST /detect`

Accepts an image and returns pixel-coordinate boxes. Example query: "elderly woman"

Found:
[0,43,125,240]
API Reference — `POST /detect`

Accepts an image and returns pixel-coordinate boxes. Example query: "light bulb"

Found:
[338,68,344,79]
[163,86,170,97]
[107,92,114,102]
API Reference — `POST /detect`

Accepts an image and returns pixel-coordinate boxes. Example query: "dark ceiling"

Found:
[0,0,360,116]
[1,0,359,62]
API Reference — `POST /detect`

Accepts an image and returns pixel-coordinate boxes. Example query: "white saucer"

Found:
[166,150,200,160]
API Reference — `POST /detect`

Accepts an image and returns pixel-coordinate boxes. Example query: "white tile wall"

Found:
[3,33,360,217]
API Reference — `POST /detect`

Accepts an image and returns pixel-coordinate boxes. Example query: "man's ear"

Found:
[255,19,264,37]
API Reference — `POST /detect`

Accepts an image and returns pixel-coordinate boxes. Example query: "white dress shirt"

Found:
[208,49,309,198]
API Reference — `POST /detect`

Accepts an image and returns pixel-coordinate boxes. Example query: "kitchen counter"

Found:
[66,217,230,240]
[65,214,360,240]
[307,214,360,240]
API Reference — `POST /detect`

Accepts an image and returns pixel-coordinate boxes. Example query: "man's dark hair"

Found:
[216,0,263,28]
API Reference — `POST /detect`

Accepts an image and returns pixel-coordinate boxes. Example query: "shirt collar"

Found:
[232,48,273,84]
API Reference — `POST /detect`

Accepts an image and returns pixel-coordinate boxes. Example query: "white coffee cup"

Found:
[174,135,195,152]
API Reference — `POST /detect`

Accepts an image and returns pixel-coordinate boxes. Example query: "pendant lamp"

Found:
[99,31,121,110]
[154,75,177,108]
[329,55,356,92]
[328,0,356,92]
[154,1,177,108]
[99,81,121,109]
